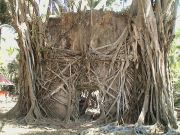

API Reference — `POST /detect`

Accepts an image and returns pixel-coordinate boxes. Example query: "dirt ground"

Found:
[1,119,180,135]
[1,97,180,135]
[0,96,17,113]
[0,96,95,135]
[0,118,96,135]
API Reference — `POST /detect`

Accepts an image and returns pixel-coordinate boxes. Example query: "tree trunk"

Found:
[130,0,178,129]
[6,0,45,123]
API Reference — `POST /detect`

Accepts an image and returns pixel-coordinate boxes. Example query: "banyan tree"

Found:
[4,0,179,130]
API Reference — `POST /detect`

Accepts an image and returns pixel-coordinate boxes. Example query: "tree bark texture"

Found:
[6,0,179,129]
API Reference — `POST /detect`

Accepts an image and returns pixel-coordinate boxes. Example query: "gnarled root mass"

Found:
[6,0,178,130]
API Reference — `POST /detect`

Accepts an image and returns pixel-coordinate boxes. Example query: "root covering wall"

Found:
[7,0,178,128]
[42,11,141,123]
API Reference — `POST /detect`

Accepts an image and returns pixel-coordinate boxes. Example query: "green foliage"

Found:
[7,58,19,84]
[0,0,6,13]
[92,0,101,8]
[0,52,7,76]
[0,64,7,75]
[0,57,19,84]
[7,47,15,56]
[176,29,180,38]
[7,59,19,75]
[106,0,116,7]
[0,0,11,24]
[0,46,19,84]
[87,0,101,8]
[170,28,180,92]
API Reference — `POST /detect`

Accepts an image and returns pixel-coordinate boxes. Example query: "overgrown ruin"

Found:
[43,11,133,122]
[5,0,179,131]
